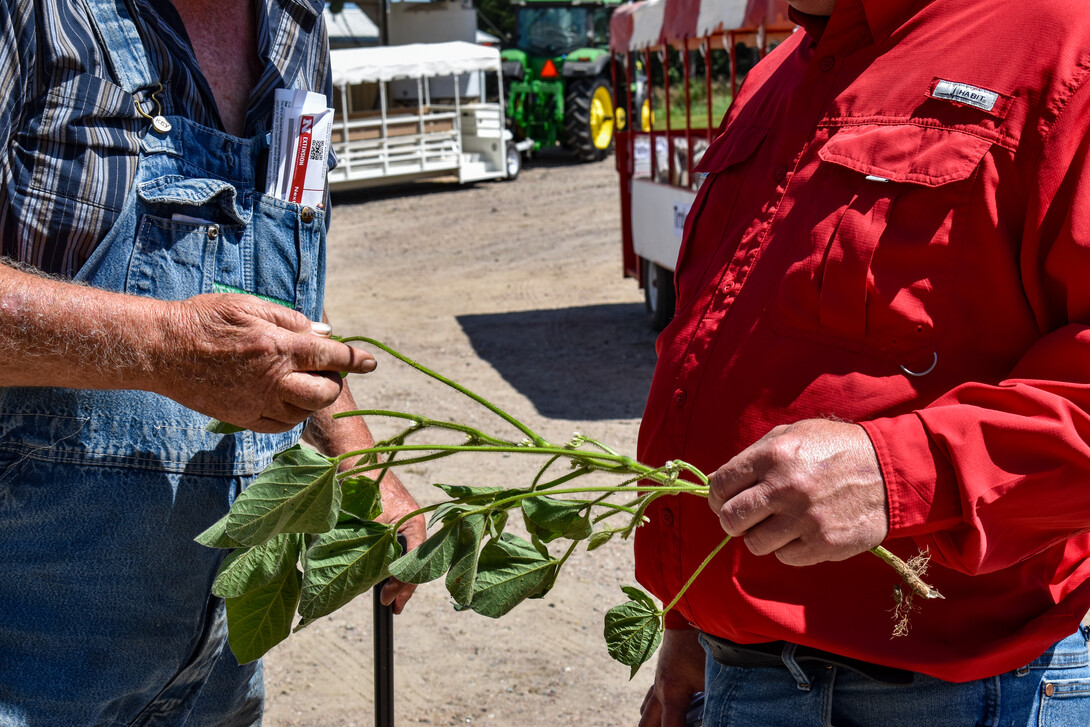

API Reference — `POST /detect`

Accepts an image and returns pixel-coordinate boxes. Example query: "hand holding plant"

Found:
[198,337,942,673]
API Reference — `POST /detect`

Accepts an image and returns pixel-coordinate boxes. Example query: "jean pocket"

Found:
[1039,677,1090,727]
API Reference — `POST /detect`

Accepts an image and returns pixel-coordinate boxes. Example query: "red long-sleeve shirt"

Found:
[635,0,1090,682]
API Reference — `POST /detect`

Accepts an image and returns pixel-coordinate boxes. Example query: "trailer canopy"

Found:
[609,0,793,52]
[330,41,502,85]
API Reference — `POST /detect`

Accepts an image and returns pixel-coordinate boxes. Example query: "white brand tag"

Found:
[932,80,999,112]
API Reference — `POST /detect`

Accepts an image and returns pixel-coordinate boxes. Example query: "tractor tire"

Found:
[562,77,615,162]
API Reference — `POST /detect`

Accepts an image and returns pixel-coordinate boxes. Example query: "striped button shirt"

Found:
[0,0,331,276]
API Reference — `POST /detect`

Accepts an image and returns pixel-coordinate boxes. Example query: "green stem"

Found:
[663,534,732,614]
[340,337,548,447]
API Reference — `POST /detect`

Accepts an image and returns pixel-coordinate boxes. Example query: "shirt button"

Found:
[673,389,687,407]
[1043,682,1055,697]
[773,166,787,182]
[820,56,836,71]
[300,206,316,223]
[207,225,220,240]
[661,508,674,526]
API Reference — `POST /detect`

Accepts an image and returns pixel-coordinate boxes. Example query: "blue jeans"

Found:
[699,629,1090,726]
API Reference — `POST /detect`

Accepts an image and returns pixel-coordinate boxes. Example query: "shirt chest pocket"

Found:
[772,123,993,367]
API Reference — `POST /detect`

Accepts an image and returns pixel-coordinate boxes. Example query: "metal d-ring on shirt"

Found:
[0,0,326,722]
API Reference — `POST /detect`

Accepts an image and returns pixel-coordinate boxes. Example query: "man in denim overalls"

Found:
[0,0,425,724]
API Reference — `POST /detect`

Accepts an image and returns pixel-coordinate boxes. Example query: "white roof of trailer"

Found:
[330,41,501,85]
[629,0,666,50]
[695,1,749,38]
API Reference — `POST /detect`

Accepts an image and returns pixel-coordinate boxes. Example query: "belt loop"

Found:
[781,643,812,691]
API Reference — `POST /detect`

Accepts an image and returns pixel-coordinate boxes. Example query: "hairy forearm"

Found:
[0,260,168,390]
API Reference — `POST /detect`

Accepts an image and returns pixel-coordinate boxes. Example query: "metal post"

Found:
[373,534,405,727]
[682,40,692,185]
[373,584,394,727]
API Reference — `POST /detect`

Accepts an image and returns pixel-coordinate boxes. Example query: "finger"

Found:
[716,480,777,538]
[660,702,689,727]
[240,298,314,334]
[380,578,418,614]
[293,335,377,376]
[638,689,661,727]
[740,513,802,557]
[707,448,770,514]
[278,370,345,413]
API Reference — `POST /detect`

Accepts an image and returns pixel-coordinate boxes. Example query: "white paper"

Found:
[267,90,334,206]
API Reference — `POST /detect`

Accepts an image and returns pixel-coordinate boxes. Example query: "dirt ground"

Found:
[263,151,661,726]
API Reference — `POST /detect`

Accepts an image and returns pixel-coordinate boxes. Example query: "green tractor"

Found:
[501,0,624,162]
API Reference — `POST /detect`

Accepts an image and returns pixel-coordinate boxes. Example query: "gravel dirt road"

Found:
[263,152,661,726]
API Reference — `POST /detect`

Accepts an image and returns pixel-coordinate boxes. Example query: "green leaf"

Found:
[487,509,509,540]
[206,418,246,434]
[339,475,383,523]
[586,529,615,552]
[388,521,460,584]
[436,483,504,501]
[298,522,399,620]
[603,589,663,678]
[522,495,592,543]
[213,533,301,598]
[468,533,558,618]
[445,512,486,605]
[225,445,341,546]
[526,536,558,600]
[194,513,245,549]
[429,501,474,528]
[225,565,302,664]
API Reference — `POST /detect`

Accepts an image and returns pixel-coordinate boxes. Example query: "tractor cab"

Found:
[501,0,623,161]
[514,5,611,58]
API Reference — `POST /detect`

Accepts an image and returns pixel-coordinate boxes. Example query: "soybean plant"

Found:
[198,338,940,673]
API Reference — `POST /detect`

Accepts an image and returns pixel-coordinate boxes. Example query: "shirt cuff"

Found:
[860,413,962,538]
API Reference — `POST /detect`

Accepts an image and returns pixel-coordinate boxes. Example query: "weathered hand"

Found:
[375,470,427,614]
[639,628,705,727]
[707,419,889,566]
[156,293,377,433]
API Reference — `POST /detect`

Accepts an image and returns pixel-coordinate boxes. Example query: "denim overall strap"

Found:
[0,1,327,724]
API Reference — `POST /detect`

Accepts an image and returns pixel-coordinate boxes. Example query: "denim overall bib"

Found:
[0,1,326,724]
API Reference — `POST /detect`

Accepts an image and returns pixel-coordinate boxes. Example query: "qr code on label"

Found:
[310,139,326,161]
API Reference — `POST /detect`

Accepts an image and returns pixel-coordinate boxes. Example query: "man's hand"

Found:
[156,293,377,433]
[707,419,889,566]
[639,628,705,727]
[375,470,427,614]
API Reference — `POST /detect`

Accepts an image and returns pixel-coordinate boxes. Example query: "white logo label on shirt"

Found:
[932,80,999,112]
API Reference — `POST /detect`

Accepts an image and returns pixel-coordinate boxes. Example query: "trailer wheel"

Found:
[563,77,614,162]
[643,259,676,331]
[504,144,521,181]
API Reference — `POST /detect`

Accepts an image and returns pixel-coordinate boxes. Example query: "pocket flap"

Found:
[819,124,991,187]
[137,175,248,225]
[695,125,768,174]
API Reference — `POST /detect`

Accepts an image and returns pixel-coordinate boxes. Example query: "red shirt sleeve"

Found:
[863,72,1090,576]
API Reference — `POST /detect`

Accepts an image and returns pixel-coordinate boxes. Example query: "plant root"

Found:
[869,546,943,637]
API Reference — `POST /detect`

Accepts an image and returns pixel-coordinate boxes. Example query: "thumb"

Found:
[243,298,313,334]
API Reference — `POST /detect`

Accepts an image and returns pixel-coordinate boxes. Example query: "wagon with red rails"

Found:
[610,0,795,329]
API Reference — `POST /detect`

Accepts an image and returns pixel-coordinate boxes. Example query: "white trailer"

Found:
[328,41,522,190]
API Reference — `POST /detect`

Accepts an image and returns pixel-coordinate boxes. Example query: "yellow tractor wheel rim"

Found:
[589,86,615,150]
[616,105,627,131]
[641,99,652,132]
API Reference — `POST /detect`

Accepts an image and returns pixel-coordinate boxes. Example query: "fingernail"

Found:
[311,321,332,337]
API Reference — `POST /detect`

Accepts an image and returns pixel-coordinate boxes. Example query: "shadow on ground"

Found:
[457,302,659,421]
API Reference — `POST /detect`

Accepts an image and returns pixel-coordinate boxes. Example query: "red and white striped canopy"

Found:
[609,0,794,52]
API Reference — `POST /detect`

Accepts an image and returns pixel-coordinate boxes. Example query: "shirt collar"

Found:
[859,0,933,43]
[790,0,931,45]
[286,0,324,19]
